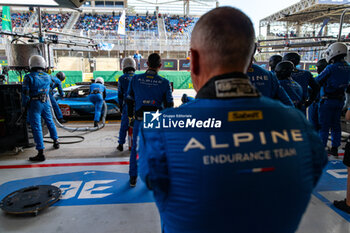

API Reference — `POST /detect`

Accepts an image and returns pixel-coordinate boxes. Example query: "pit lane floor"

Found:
[0,89,350,232]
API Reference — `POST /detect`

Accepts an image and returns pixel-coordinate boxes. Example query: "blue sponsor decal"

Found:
[0,171,154,206]
[258,64,267,69]
[314,160,350,221]
[182,62,190,68]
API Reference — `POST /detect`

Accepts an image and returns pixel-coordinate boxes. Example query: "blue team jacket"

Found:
[247,64,293,106]
[22,72,51,106]
[279,78,303,108]
[118,72,134,106]
[315,61,350,99]
[138,72,327,233]
[127,70,173,118]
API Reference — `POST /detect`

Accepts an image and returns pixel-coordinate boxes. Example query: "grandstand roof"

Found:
[128,0,217,16]
[260,0,350,26]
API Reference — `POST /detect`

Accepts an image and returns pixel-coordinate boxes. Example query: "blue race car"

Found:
[55,84,120,117]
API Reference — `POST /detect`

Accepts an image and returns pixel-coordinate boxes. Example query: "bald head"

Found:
[190,7,256,91]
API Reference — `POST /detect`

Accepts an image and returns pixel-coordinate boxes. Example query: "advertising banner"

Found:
[304,63,317,72]
[8,71,83,87]
[94,71,193,89]
[179,59,191,71]
[161,59,178,71]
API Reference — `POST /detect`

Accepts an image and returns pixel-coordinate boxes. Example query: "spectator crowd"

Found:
[0,11,199,34]
[34,13,71,30]
[74,13,158,32]
[164,14,196,34]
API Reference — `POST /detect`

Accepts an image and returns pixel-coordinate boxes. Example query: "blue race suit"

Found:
[49,75,64,120]
[127,69,174,177]
[89,83,106,122]
[291,68,319,114]
[22,72,58,150]
[138,72,327,233]
[247,64,294,107]
[315,61,350,148]
[133,53,142,70]
[308,89,321,131]
[118,72,134,145]
[279,78,303,109]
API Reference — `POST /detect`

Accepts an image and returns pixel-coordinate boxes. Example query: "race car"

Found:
[54,84,120,118]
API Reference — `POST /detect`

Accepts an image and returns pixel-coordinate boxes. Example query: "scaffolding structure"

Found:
[258,0,350,61]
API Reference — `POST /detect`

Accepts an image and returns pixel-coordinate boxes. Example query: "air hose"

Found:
[49,97,108,132]
[44,135,84,144]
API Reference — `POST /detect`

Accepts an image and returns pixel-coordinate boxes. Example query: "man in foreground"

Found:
[138,7,327,233]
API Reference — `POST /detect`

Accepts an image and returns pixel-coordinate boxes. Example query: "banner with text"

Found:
[94,71,193,89]
[8,71,83,88]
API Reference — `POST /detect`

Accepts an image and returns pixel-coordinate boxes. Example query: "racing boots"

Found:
[58,118,67,124]
[53,140,60,149]
[328,147,338,157]
[94,121,99,127]
[117,144,124,152]
[29,149,45,162]
[334,199,350,214]
[129,176,137,187]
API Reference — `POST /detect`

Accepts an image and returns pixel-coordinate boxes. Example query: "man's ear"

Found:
[190,48,200,76]
[247,43,257,72]
[159,63,162,69]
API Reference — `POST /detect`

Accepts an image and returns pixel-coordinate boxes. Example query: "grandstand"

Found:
[0,1,213,72]
[257,0,350,63]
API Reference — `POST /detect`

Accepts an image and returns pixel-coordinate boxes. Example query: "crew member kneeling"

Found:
[138,7,327,233]
[49,71,67,124]
[89,77,106,127]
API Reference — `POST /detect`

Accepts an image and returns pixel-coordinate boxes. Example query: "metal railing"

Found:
[0,27,192,52]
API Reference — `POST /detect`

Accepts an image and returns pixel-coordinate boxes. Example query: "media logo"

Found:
[143,110,162,129]
[143,110,221,129]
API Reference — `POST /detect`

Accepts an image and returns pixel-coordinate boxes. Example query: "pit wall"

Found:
[6,62,318,89]
[8,70,193,89]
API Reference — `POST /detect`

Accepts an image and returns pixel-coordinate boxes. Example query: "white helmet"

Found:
[95,77,104,85]
[122,57,136,71]
[29,55,46,69]
[325,42,348,63]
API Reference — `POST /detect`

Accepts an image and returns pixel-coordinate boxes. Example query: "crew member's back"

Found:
[247,64,293,106]
[139,76,327,233]
[138,6,327,233]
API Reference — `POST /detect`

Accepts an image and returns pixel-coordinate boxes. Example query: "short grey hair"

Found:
[191,7,256,69]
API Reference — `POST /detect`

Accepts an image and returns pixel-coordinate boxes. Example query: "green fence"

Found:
[51,71,83,88]
[8,71,83,88]
[93,71,193,89]
[6,70,192,89]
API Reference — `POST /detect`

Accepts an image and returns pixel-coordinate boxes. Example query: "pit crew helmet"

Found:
[122,57,136,71]
[95,77,104,85]
[29,55,46,69]
[274,61,294,80]
[325,42,348,63]
[282,52,301,66]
